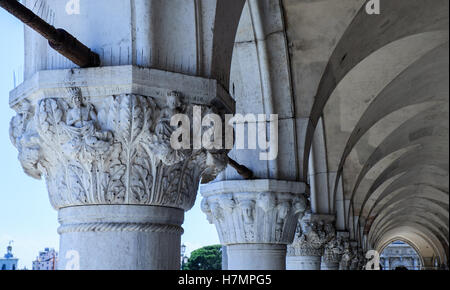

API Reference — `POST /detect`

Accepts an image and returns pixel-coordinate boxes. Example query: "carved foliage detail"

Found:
[10,91,227,210]
[287,219,335,257]
[201,192,308,244]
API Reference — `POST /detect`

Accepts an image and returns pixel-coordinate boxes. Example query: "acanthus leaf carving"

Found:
[323,236,344,264]
[11,89,229,211]
[201,189,308,245]
[287,218,335,257]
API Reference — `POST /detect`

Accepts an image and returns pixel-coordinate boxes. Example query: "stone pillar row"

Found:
[200,182,367,270]
[286,214,366,270]
[10,66,367,270]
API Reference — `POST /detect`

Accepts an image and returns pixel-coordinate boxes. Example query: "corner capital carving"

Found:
[287,214,336,257]
[10,84,231,211]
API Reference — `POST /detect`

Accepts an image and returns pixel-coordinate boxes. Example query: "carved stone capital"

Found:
[322,236,345,264]
[339,238,359,270]
[287,214,336,257]
[9,66,234,211]
[200,180,308,245]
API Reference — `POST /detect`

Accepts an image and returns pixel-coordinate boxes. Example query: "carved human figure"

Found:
[155,91,184,141]
[10,101,31,147]
[324,222,336,243]
[201,198,214,224]
[10,101,42,179]
[350,250,360,270]
[308,222,323,249]
[275,202,290,240]
[63,89,111,160]
[340,241,352,270]
[323,236,344,263]
[240,200,255,224]
[150,91,190,165]
[65,89,97,129]
[292,195,309,221]
[257,193,276,212]
[357,248,366,269]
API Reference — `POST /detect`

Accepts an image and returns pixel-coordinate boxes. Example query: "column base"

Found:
[286,255,321,270]
[226,244,287,270]
[57,205,184,270]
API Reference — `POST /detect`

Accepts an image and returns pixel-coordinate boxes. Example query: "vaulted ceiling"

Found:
[293,0,448,263]
[230,0,449,265]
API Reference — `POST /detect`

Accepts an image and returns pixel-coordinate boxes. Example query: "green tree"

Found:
[182,245,222,270]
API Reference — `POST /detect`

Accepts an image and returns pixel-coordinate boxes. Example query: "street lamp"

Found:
[180,244,187,270]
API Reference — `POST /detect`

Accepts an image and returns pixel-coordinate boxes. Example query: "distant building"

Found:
[0,242,19,270]
[380,241,422,270]
[32,248,58,270]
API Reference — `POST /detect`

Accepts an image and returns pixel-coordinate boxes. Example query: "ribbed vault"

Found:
[313,0,449,265]
[228,0,448,268]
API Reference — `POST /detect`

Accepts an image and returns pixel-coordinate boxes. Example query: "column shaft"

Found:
[227,244,287,270]
[57,205,184,270]
[286,256,321,270]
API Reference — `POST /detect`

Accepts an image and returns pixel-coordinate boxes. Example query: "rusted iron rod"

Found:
[0,0,100,68]
[227,157,253,179]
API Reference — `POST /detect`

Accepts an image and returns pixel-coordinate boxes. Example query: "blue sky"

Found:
[0,9,219,269]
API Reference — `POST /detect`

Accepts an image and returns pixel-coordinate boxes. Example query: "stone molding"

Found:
[9,66,235,113]
[57,205,185,234]
[9,67,233,211]
[200,180,309,245]
[57,222,183,235]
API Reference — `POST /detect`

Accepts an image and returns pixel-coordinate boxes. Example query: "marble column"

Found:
[321,236,345,270]
[349,241,362,270]
[339,238,353,270]
[200,180,309,270]
[286,214,335,270]
[9,66,233,269]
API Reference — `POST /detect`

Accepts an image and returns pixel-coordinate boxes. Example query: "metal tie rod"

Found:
[0,0,100,68]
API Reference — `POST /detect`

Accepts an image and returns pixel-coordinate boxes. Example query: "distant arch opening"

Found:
[380,240,422,270]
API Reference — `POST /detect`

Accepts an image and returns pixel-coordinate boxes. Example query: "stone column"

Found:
[221,246,228,270]
[357,248,366,270]
[321,235,345,270]
[338,236,352,270]
[349,241,362,270]
[9,66,233,270]
[286,214,335,270]
[200,180,308,270]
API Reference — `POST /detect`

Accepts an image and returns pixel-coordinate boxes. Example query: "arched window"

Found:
[12,264,16,270]
[1,264,6,270]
